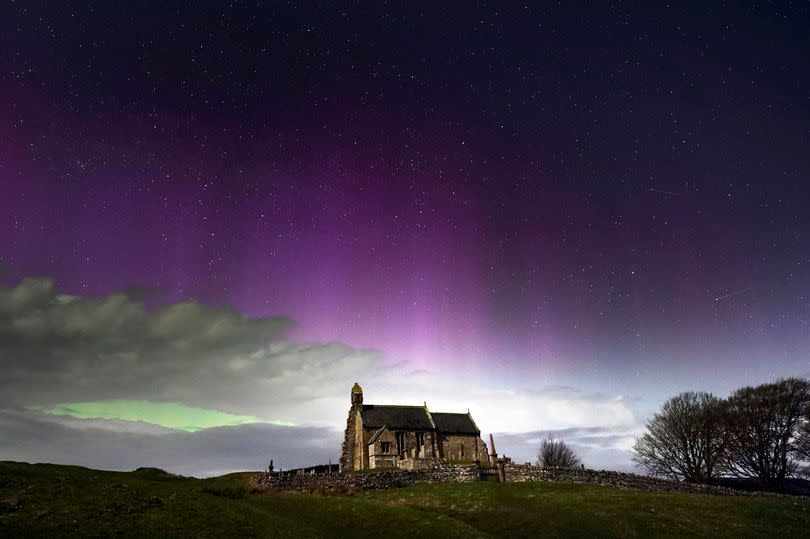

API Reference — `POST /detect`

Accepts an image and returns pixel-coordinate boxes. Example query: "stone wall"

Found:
[398,457,442,470]
[393,430,436,460]
[253,462,796,497]
[502,464,791,497]
[338,406,357,473]
[252,463,480,493]
[355,413,366,469]
[437,434,485,462]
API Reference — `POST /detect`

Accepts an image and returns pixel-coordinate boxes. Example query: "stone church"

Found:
[340,383,488,471]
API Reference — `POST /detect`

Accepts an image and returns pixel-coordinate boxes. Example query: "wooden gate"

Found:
[479,467,500,482]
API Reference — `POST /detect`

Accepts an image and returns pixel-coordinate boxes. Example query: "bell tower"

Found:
[351,382,363,407]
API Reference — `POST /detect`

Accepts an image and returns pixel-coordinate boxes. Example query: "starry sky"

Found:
[1,2,809,474]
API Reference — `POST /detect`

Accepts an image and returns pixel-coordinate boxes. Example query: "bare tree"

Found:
[538,436,581,468]
[799,405,810,479]
[798,404,810,460]
[724,378,810,489]
[632,392,728,483]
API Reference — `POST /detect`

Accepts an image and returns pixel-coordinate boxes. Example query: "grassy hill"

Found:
[1,461,808,538]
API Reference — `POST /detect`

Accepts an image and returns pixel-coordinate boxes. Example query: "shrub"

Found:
[538,436,581,468]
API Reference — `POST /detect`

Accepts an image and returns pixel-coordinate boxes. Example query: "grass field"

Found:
[1,461,809,538]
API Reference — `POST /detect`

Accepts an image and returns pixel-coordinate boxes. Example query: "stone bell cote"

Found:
[351,382,363,407]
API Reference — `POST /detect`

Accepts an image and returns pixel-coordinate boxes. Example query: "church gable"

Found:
[367,426,398,468]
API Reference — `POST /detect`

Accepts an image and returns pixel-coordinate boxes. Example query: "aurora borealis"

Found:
[37,401,273,432]
[2,3,810,475]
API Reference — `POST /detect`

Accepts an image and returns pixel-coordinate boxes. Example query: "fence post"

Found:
[497,459,506,483]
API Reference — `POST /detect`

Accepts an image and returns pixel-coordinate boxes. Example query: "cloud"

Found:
[0,276,644,473]
[0,408,340,477]
[493,427,643,471]
[0,277,385,424]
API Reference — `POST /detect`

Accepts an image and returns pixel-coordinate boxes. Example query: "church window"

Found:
[381,442,391,454]
[415,432,424,454]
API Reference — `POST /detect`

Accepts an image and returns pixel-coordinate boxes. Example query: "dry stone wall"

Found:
[252,462,796,497]
[252,463,479,493]
[503,464,793,497]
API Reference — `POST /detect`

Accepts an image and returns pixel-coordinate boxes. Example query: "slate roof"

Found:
[360,405,480,435]
[367,426,387,445]
[360,405,434,430]
[431,412,479,435]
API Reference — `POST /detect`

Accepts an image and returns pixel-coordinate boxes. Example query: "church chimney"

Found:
[351,382,363,408]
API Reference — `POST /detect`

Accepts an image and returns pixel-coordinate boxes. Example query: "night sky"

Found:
[2,2,809,474]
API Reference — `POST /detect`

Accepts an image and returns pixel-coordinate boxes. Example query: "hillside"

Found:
[1,461,808,538]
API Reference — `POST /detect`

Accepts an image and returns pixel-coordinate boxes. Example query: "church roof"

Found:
[367,426,388,445]
[360,405,480,435]
[360,405,434,430]
[431,412,479,435]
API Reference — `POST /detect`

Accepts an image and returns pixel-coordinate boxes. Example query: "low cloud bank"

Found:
[493,427,641,471]
[0,408,341,477]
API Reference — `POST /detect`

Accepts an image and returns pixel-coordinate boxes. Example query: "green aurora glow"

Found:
[35,400,294,432]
